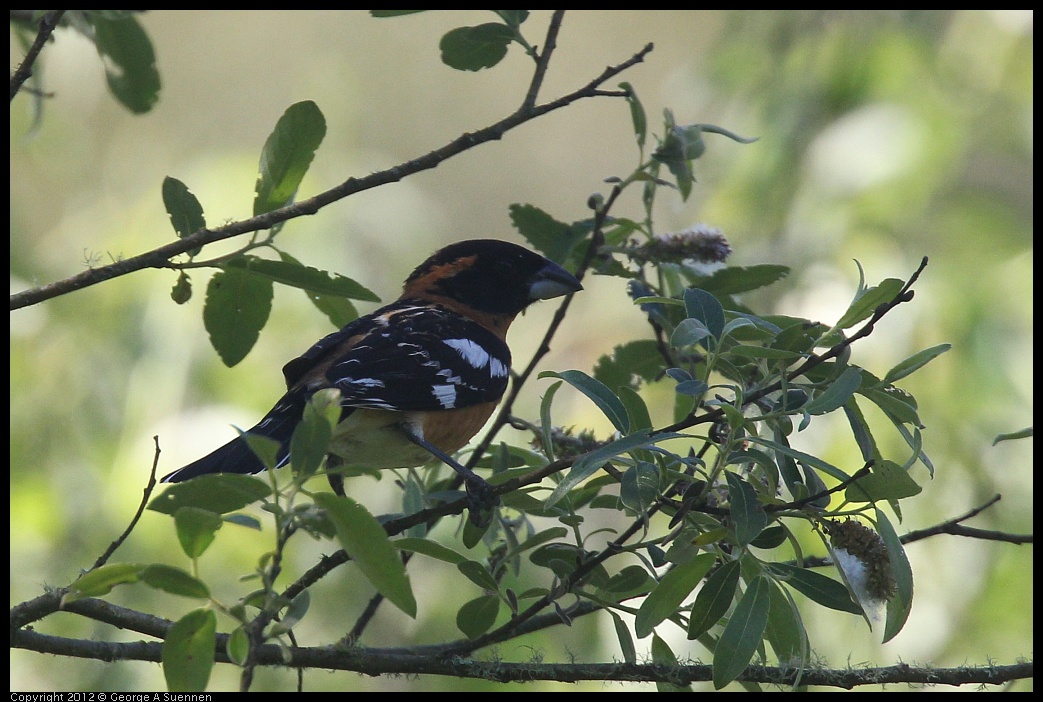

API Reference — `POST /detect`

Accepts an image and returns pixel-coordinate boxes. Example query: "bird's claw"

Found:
[464,477,499,528]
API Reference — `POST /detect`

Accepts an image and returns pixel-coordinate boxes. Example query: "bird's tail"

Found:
[161,395,304,483]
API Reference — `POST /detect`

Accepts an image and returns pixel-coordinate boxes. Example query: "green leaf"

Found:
[439,23,515,71]
[771,563,861,614]
[162,176,206,255]
[509,203,586,266]
[593,340,663,392]
[225,627,250,666]
[844,460,922,503]
[370,10,427,17]
[171,271,193,304]
[671,317,713,349]
[253,100,327,216]
[746,437,851,483]
[858,383,922,427]
[876,509,913,643]
[545,429,667,509]
[684,287,725,340]
[203,266,273,366]
[162,608,217,692]
[725,472,769,547]
[882,343,951,384]
[693,265,790,296]
[540,369,630,433]
[619,81,647,150]
[687,558,740,639]
[651,633,692,692]
[90,13,160,114]
[539,379,562,461]
[395,537,468,565]
[762,577,807,667]
[713,576,771,689]
[226,254,380,302]
[290,390,338,478]
[173,506,223,558]
[64,563,146,603]
[634,552,716,638]
[313,493,417,617]
[141,564,210,599]
[832,277,905,330]
[993,426,1033,445]
[805,366,863,415]
[457,595,501,639]
[619,461,660,514]
[148,475,272,516]
[457,560,499,591]
[617,385,653,432]
[609,610,637,663]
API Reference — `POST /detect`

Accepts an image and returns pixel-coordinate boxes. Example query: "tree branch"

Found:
[10,42,655,312]
[10,626,1032,689]
[9,10,66,101]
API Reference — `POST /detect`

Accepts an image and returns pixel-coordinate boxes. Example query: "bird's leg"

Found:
[326,454,346,496]
[402,431,499,527]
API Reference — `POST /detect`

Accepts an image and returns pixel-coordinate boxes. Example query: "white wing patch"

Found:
[443,338,509,377]
[431,384,457,409]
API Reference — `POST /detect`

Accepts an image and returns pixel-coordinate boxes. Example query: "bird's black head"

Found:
[402,239,583,316]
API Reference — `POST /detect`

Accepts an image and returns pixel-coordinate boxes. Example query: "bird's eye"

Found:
[493,259,515,276]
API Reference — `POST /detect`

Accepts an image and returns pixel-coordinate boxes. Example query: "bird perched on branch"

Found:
[162,239,583,519]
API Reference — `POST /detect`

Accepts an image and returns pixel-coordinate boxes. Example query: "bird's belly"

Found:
[327,409,432,469]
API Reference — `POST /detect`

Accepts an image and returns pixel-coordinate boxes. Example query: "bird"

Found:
[161,239,583,518]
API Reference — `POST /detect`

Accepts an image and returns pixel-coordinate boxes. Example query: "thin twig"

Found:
[10,10,66,101]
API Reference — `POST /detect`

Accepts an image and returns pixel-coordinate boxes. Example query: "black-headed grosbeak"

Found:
[162,239,582,512]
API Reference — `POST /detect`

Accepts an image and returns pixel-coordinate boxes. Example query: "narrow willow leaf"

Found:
[832,278,905,330]
[882,343,952,384]
[763,577,808,668]
[394,537,468,565]
[63,563,145,603]
[771,563,861,614]
[713,576,771,689]
[539,380,562,462]
[687,558,739,639]
[876,510,913,643]
[226,254,380,302]
[313,493,417,617]
[634,552,716,638]
[544,429,664,508]
[141,564,210,599]
[725,472,769,547]
[993,426,1033,445]
[651,633,692,692]
[540,369,630,433]
[805,366,863,415]
[610,610,638,663]
[162,608,217,693]
[619,81,647,150]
